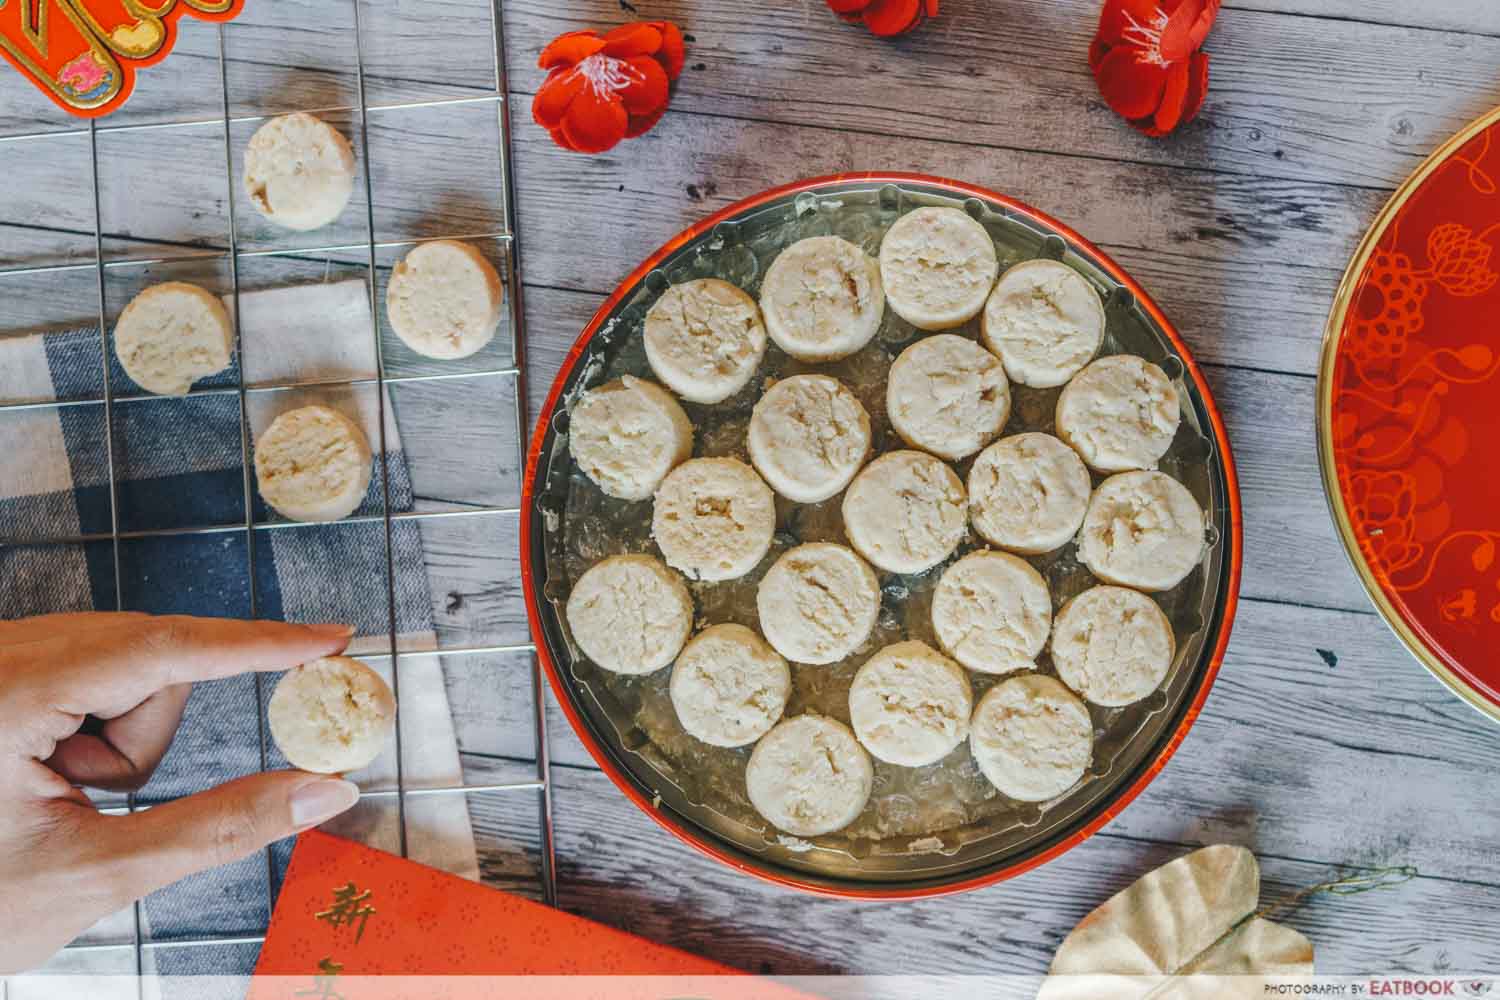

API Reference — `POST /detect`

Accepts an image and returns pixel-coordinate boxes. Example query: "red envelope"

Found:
[250,830,744,979]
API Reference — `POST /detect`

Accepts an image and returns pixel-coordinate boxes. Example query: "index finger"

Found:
[18,615,354,718]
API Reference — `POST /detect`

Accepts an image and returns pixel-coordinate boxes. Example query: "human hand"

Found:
[0,612,363,974]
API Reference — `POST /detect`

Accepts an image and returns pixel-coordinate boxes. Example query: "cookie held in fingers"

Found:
[386,240,505,360]
[113,282,233,397]
[254,405,373,523]
[565,554,693,675]
[879,206,999,330]
[243,112,356,231]
[644,278,767,404]
[759,236,884,362]
[568,375,693,501]
[746,714,873,838]
[269,656,396,774]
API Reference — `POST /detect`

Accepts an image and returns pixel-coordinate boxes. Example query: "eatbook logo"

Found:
[0,0,246,118]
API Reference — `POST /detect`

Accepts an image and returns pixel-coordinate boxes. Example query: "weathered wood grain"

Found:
[504,0,1500,190]
[1234,1,1500,36]
[545,763,1500,976]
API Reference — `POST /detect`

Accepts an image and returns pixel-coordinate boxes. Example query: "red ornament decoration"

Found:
[533,21,685,154]
[827,0,938,37]
[1089,0,1219,137]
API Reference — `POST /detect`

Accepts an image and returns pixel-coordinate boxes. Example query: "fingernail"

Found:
[306,623,356,639]
[289,778,361,828]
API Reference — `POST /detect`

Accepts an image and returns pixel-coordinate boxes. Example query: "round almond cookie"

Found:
[971,673,1092,802]
[757,542,881,665]
[242,112,355,231]
[981,259,1106,388]
[269,656,396,774]
[887,334,1010,461]
[1052,586,1175,707]
[1056,354,1181,473]
[848,640,972,767]
[568,375,693,501]
[652,457,776,582]
[386,240,504,360]
[669,623,791,747]
[931,550,1052,675]
[842,450,967,575]
[643,278,767,404]
[564,554,693,675]
[748,374,871,503]
[746,714,874,838]
[113,282,233,396]
[759,236,884,362]
[254,405,372,522]
[878,206,1000,330]
[968,433,1091,555]
[1079,470,1205,592]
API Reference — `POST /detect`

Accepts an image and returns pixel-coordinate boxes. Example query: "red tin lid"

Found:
[1320,107,1500,723]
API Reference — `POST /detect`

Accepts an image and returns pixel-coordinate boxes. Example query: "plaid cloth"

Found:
[0,280,476,978]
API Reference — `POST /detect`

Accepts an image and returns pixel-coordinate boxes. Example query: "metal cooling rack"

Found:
[0,0,556,976]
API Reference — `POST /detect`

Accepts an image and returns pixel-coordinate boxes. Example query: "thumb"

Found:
[88,772,359,906]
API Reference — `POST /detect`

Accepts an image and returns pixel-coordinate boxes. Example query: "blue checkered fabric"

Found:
[0,327,436,977]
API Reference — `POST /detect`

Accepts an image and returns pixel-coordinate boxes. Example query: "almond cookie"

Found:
[971,673,1092,802]
[747,714,874,837]
[887,333,1010,461]
[644,278,767,404]
[386,240,504,360]
[565,554,693,675]
[269,656,396,774]
[243,112,356,231]
[669,623,791,747]
[931,550,1051,675]
[254,405,372,522]
[981,259,1105,388]
[1052,585,1175,707]
[879,206,999,330]
[568,375,693,501]
[1056,354,1180,472]
[113,282,233,396]
[757,542,881,665]
[759,236,884,362]
[652,457,776,582]
[848,640,972,768]
[1079,470,1205,592]
[748,374,871,503]
[967,433,1091,555]
[842,450,967,575]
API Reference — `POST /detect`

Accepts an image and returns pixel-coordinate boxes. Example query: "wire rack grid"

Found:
[0,0,557,975]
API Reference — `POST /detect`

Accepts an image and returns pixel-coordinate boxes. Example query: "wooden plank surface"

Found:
[0,0,1498,983]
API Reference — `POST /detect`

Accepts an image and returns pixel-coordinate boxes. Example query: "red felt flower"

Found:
[1089,0,1219,136]
[533,21,684,154]
[828,0,938,37]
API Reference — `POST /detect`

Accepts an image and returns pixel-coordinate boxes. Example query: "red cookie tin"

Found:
[523,173,1243,896]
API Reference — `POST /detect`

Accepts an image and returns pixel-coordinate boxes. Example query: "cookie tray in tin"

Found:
[521,173,1242,898]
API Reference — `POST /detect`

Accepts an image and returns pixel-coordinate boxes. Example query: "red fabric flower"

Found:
[1089,0,1218,137]
[827,0,938,37]
[533,21,684,154]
